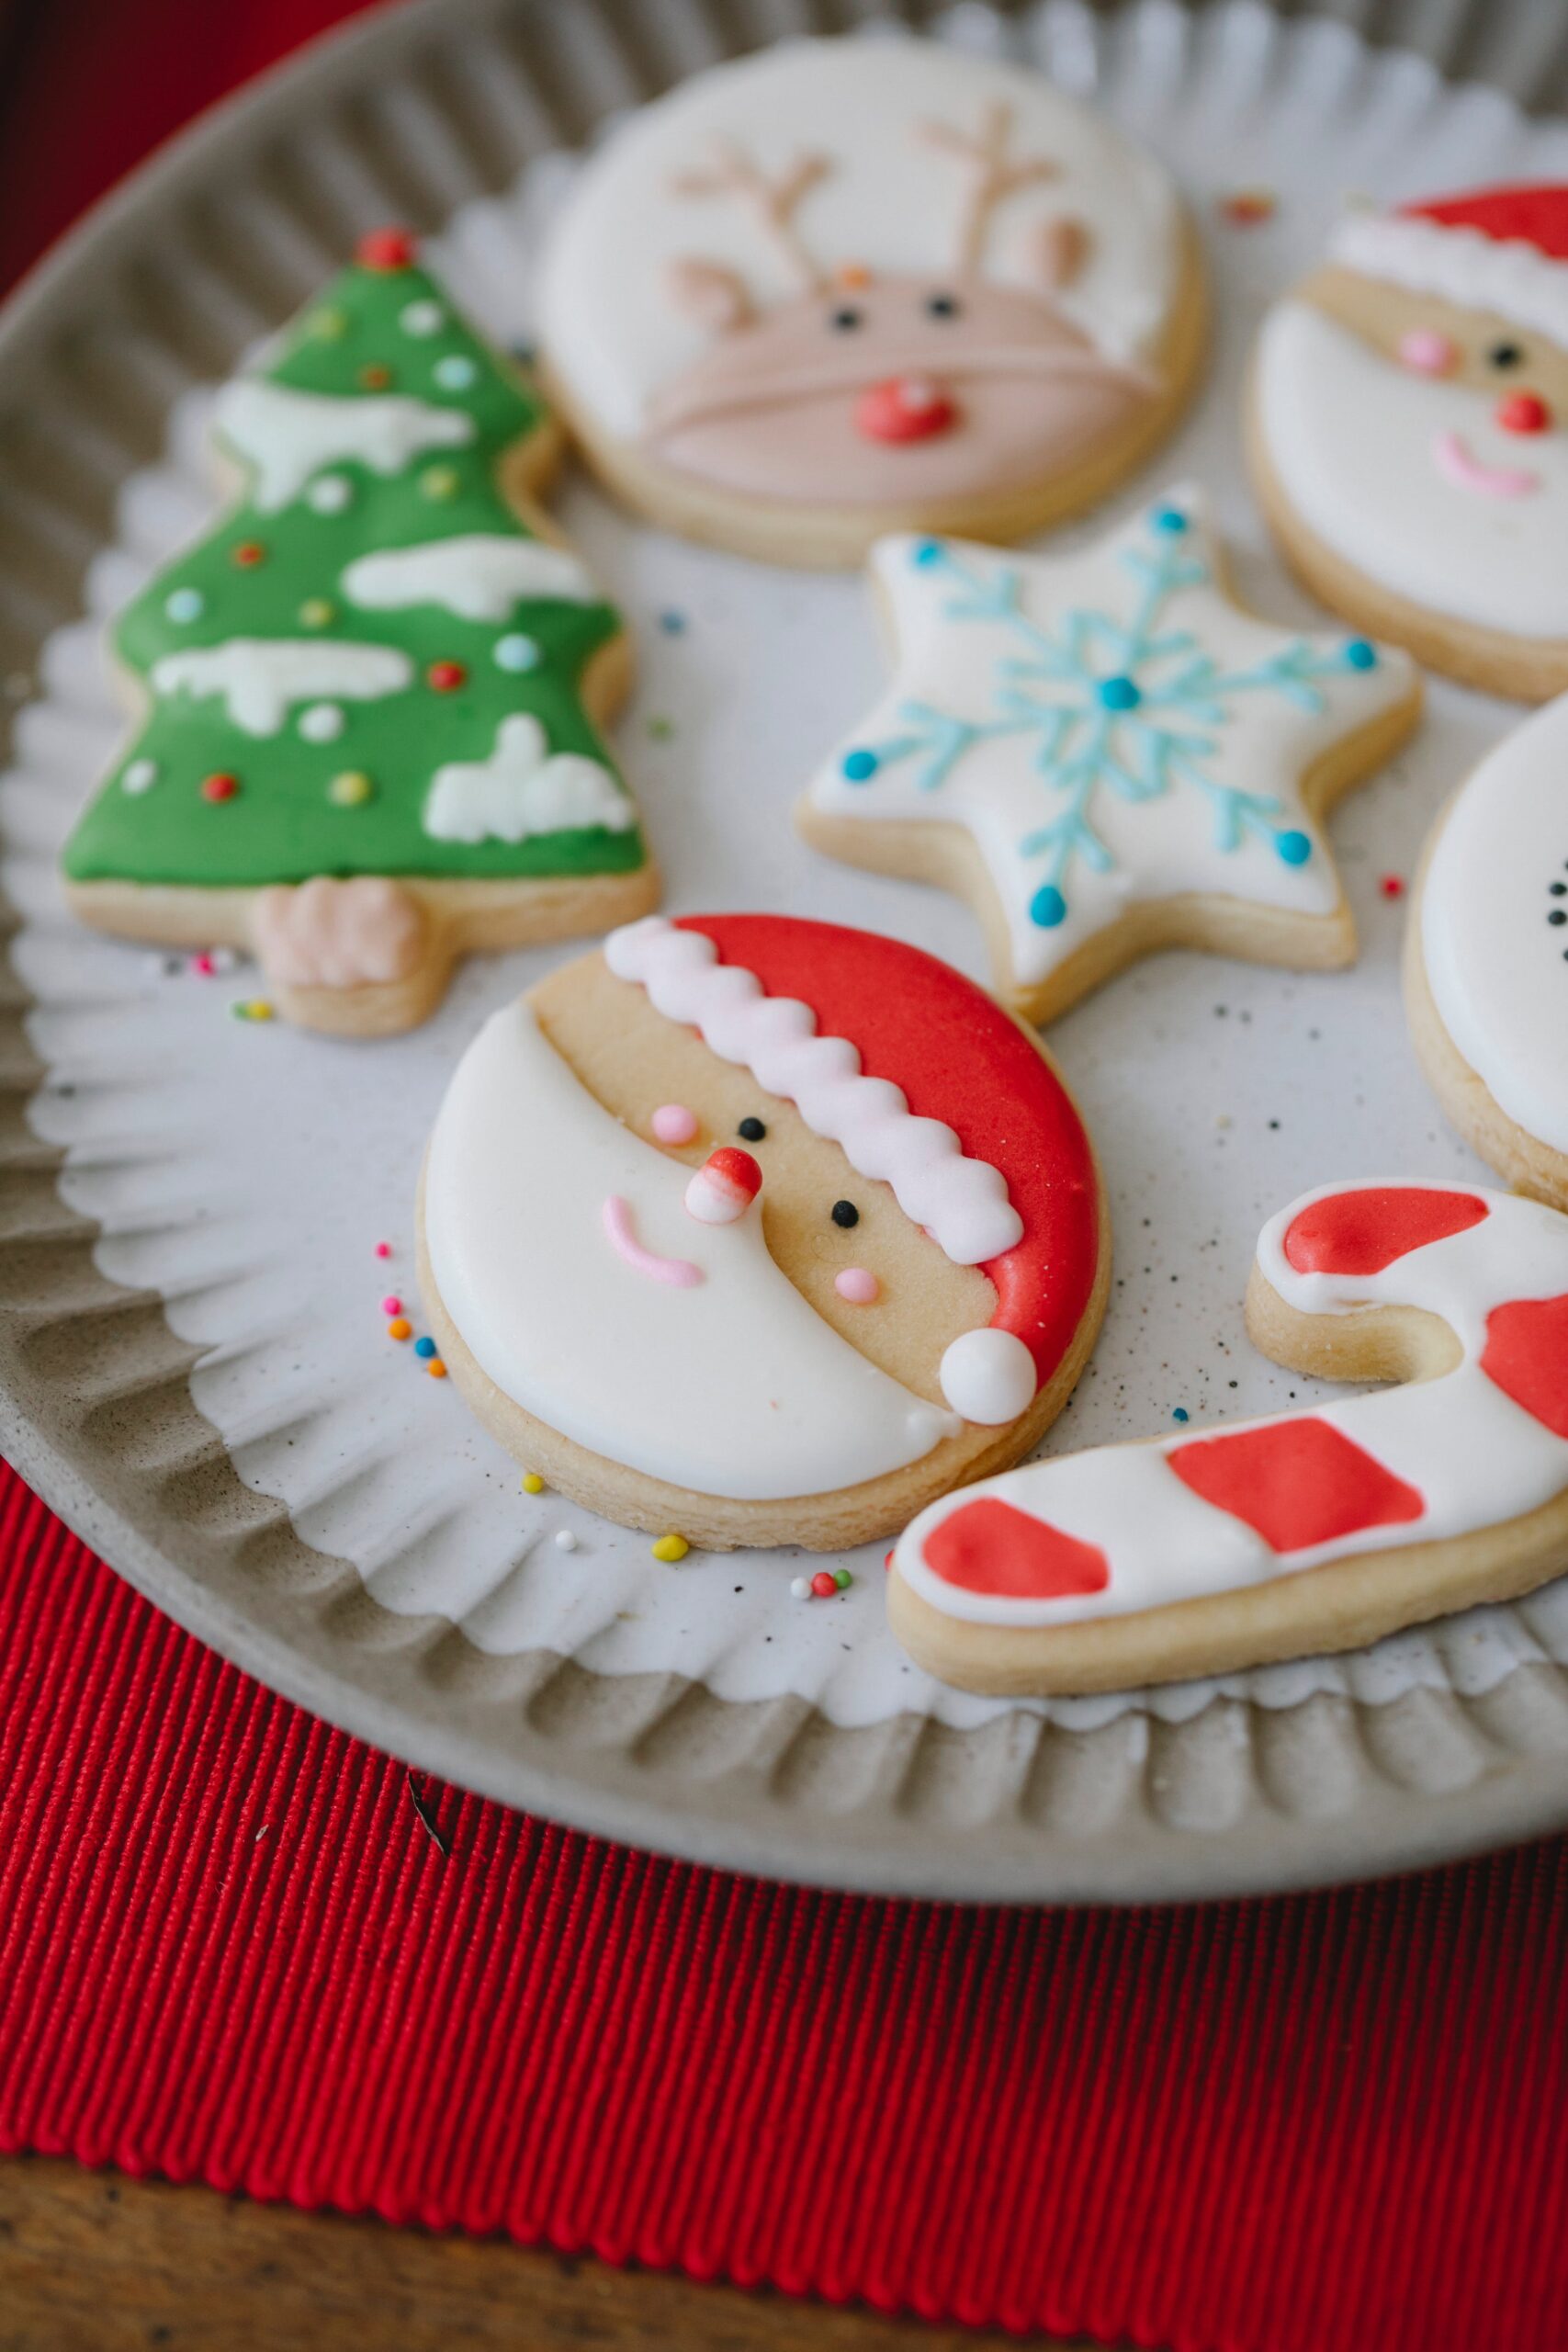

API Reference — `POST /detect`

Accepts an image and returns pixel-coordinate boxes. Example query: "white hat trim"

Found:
[1328,209,1568,352]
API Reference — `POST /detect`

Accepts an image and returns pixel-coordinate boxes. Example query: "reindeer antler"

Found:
[919,103,1057,275]
[671,141,832,292]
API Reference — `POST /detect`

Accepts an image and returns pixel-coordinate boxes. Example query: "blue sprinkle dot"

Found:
[1097,673,1140,712]
[1344,637,1378,670]
[1172,1407,1190,1423]
[911,538,943,567]
[495,632,540,673]
[658,610,686,636]
[841,749,879,783]
[165,587,204,623]
[1152,505,1189,534]
[1029,883,1067,929]
[434,354,477,390]
[1275,829,1313,866]
[414,1336,436,1359]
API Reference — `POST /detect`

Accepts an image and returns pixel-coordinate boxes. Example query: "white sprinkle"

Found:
[790,1576,812,1600]
[122,758,158,794]
[400,299,445,338]
[307,473,353,514]
[554,1529,577,1552]
[299,702,346,743]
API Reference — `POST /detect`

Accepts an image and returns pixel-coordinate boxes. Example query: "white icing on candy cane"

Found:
[604,916,1022,1267]
[897,1181,1568,1627]
[1421,692,1568,1157]
[215,379,473,514]
[150,639,412,734]
[423,999,958,1500]
[342,535,598,621]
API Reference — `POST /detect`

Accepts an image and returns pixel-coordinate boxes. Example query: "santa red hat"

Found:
[603,913,1101,1424]
[1329,184,1568,351]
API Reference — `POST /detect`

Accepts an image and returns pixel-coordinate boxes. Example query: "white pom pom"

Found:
[939,1328,1036,1425]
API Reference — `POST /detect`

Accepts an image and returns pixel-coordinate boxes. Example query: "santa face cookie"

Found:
[797,489,1420,1024]
[535,40,1203,568]
[1408,692,1568,1208]
[1251,187,1568,700]
[418,915,1108,1551]
[62,231,658,1036]
[890,1181,1568,1694]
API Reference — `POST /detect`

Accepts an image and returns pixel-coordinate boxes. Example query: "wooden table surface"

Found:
[0,2159,1093,2349]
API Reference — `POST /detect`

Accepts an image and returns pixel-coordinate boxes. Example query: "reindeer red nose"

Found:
[855,377,960,445]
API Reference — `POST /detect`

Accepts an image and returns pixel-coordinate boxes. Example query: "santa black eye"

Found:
[830,1200,859,1228]
[1489,341,1524,368]
[738,1116,766,1141]
[829,306,863,331]
[926,292,961,320]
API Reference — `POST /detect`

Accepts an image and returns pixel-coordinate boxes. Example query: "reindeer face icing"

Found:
[537,40,1187,523]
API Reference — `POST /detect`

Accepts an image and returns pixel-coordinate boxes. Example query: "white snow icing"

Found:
[423,713,634,844]
[341,534,599,621]
[214,379,474,513]
[150,639,413,735]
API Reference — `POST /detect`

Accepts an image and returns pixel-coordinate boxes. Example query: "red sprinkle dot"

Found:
[356,227,417,271]
[232,540,265,567]
[884,1550,894,1573]
[358,363,392,390]
[201,773,239,803]
[1380,874,1405,900]
[1496,390,1551,435]
[427,659,467,693]
[375,1241,392,1260]
[810,1570,838,1599]
[381,1295,402,1316]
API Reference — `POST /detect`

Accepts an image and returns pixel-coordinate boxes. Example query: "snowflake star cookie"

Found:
[889,1181,1568,1694]
[798,491,1420,1023]
[1251,185,1568,699]
[62,230,657,1036]
[535,39,1203,567]
[418,914,1108,1551]
[1409,692,1568,1209]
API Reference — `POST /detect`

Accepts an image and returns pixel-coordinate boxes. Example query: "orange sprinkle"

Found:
[427,1358,447,1378]
[388,1317,412,1340]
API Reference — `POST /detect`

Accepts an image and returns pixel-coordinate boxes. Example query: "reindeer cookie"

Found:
[62,232,657,1036]
[1409,692,1568,1209]
[890,1181,1568,1694]
[418,914,1108,1551]
[536,40,1204,567]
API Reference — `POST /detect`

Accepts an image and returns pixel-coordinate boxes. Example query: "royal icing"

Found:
[604,914,1102,1425]
[1330,209,1568,356]
[806,491,1413,992]
[536,38,1182,507]
[896,1181,1568,1627]
[423,1000,958,1500]
[63,241,649,894]
[1421,693,1568,1156]
[1254,300,1568,639]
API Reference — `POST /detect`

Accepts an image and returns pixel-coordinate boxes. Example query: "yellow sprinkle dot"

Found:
[309,306,346,340]
[522,1472,545,1494]
[651,1533,689,1563]
[232,998,274,1023]
[427,1358,447,1378]
[388,1317,412,1340]
[299,597,335,628]
[328,769,375,807]
[420,463,460,500]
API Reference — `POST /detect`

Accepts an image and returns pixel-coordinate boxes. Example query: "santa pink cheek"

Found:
[835,1267,880,1305]
[1397,327,1459,376]
[650,1103,698,1146]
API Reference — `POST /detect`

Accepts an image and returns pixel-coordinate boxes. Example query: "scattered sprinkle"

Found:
[209,947,238,973]
[375,1241,393,1260]
[832,1567,852,1590]
[1380,874,1405,899]
[1173,1406,1190,1423]
[231,998,274,1022]
[388,1317,412,1340]
[658,610,687,635]
[791,1576,812,1600]
[647,715,675,741]
[555,1528,577,1552]
[810,1570,838,1599]
[381,1295,402,1316]
[1219,187,1277,227]
[651,1533,689,1562]
[191,952,216,978]
[414,1335,436,1359]
[522,1472,545,1494]
[427,1359,446,1378]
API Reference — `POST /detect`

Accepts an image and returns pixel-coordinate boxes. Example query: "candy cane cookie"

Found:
[889,1181,1568,1693]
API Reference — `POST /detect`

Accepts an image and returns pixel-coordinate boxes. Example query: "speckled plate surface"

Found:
[6,0,1568,1902]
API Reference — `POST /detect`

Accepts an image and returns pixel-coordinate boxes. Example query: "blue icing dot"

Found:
[841,749,879,783]
[1097,674,1140,712]
[1172,1407,1190,1423]
[1344,638,1378,670]
[495,632,541,673]
[1275,829,1313,866]
[165,587,204,623]
[911,538,944,567]
[434,355,477,390]
[1030,883,1067,929]
[1151,505,1189,534]
[414,1336,436,1359]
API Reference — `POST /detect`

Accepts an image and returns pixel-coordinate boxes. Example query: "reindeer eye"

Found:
[926,292,961,320]
[829,306,863,332]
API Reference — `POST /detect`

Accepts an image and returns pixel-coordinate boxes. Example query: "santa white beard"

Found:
[1255,299,1568,639]
[423,1001,957,1501]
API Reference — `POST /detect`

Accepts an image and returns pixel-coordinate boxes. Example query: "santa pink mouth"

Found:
[1432,429,1540,499]
[603,1195,703,1288]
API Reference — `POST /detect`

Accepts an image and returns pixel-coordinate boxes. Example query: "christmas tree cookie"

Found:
[63,229,658,1035]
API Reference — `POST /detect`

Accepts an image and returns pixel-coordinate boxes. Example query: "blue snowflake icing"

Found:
[840,505,1379,931]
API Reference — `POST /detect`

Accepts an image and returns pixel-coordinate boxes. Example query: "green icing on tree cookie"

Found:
[63,231,647,890]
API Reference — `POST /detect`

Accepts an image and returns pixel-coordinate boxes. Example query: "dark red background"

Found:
[3,7,1568,2346]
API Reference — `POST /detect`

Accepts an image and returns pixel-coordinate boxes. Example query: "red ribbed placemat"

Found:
[4,1458,1568,2347]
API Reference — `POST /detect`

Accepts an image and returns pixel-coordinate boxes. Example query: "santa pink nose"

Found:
[1496,391,1552,434]
[855,376,959,444]
[684,1147,761,1226]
